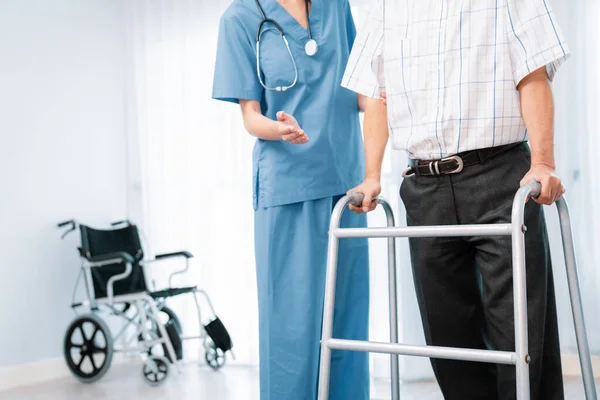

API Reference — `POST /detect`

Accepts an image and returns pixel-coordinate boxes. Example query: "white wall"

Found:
[0,0,128,368]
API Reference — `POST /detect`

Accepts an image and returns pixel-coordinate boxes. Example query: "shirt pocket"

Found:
[257,28,300,90]
[385,28,439,125]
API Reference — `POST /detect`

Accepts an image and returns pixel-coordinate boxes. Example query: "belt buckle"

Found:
[441,155,464,174]
[402,166,416,178]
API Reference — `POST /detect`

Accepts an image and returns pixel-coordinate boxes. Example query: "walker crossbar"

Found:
[317,181,597,400]
[327,338,516,364]
[333,224,513,238]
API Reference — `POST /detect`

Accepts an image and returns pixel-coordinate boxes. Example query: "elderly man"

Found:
[344,1,570,399]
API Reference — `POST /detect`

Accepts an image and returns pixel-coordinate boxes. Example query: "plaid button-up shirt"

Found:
[342,0,570,160]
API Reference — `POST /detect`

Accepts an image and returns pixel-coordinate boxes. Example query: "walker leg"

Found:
[318,231,340,400]
[382,201,400,400]
[557,199,597,400]
[512,213,530,399]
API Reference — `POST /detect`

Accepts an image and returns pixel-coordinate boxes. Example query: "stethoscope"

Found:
[254,0,317,92]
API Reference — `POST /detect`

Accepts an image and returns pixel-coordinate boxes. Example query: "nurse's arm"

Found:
[239,99,308,144]
[348,97,389,214]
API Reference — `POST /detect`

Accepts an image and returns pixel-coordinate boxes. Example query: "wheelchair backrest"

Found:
[79,224,148,299]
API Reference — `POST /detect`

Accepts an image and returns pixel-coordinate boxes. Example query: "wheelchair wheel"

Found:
[142,356,170,386]
[204,342,226,370]
[64,313,114,383]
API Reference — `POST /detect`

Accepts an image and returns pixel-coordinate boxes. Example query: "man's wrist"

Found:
[365,173,381,182]
[531,160,556,170]
[530,151,556,170]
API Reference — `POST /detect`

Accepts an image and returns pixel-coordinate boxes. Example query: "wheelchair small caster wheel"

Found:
[204,344,226,370]
[142,356,170,386]
[64,313,114,383]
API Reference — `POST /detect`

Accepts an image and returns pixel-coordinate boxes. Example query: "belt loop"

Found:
[476,149,487,165]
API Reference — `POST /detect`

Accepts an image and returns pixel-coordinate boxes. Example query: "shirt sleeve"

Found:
[212,14,263,104]
[505,0,571,86]
[345,1,357,51]
[341,1,385,99]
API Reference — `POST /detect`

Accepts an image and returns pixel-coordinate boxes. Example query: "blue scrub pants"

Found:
[254,195,370,400]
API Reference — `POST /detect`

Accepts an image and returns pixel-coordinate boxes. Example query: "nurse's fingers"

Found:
[282,130,302,142]
[283,127,308,143]
[281,125,301,140]
[282,132,299,141]
[290,137,308,144]
[288,131,309,145]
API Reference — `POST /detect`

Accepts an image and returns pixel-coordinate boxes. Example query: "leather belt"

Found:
[402,142,524,178]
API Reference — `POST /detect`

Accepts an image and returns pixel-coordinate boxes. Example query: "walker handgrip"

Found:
[348,192,365,207]
[527,180,542,198]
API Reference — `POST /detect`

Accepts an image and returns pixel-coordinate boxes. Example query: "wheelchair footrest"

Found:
[204,317,233,352]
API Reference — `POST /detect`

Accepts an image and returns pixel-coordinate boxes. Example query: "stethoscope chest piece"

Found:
[305,39,318,56]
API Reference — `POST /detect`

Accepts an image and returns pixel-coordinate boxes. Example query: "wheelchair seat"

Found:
[150,286,197,299]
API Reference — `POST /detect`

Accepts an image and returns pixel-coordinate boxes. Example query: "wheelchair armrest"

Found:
[86,251,135,265]
[145,251,194,288]
[155,251,194,260]
[84,252,135,303]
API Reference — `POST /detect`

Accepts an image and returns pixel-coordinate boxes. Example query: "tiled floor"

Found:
[0,363,597,400]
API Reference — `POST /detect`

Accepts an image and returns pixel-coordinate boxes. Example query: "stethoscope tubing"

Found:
[254,0,313,91]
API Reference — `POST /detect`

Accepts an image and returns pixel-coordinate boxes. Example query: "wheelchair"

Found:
[58,219,233,386]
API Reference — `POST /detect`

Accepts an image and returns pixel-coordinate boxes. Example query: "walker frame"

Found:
[317,181,597,400]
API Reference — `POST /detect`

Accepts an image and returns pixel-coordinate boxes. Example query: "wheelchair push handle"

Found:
[58,220,74,228]
[111,220,132,227]
[57,220,77,239]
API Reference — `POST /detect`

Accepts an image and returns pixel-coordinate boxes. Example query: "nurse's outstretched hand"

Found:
[277,111,309,145]
[348,178,381,214]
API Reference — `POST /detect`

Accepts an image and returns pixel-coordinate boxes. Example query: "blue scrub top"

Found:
[212,0,364,209]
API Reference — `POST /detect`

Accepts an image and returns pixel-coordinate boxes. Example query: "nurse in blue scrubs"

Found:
[212,1,369,399]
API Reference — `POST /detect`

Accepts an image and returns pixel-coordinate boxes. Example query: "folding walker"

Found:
[317,180,597,400]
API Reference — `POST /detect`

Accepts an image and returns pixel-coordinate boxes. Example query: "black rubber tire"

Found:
[142,356,170,386]
[63,313,114,383]
[204,343,226,370]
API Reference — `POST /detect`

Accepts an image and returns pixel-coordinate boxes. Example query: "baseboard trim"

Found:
[0,353,135,392]
[0,358,68,392]
[1,352,597,392]
[562,353,600,378]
